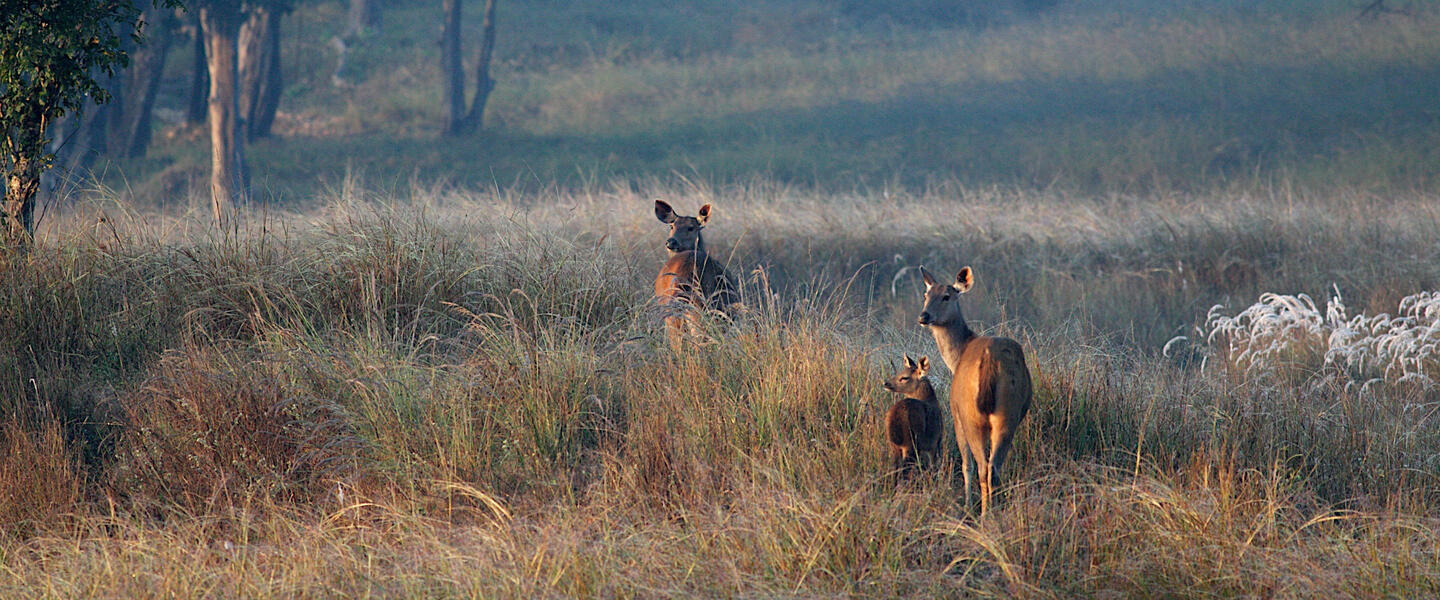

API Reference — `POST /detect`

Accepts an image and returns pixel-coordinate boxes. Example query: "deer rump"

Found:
[965,340,1029,416]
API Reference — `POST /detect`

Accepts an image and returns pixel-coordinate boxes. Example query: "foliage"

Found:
[0,0,143,167]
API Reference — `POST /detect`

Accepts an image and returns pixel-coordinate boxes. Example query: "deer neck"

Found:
[670,238,707,258]
[909,379,939,405]
[927,322,976,374]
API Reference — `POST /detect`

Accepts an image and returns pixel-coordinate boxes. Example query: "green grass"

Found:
[104,0,1440,202]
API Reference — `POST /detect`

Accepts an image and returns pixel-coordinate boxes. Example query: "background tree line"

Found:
[2,0,504,250]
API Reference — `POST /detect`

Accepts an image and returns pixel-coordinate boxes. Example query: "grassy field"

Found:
[100,0,1440,204]
[5,0,1440,597]
[4,180,1439,596]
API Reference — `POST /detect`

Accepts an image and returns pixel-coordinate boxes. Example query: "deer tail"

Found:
[976,348,998,414]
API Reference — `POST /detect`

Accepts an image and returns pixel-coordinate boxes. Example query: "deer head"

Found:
[654,200,710,254]
[883,354,932,396]
[917,266,973,327]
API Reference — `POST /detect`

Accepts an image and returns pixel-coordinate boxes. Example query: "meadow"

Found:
[4,0,1440,597]
[113,0,1440,200]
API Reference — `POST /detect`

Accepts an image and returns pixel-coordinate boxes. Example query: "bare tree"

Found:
[119,5,178,157]
[200,1,248,227]
[239,3,285,141]
[185,10,208,126]
[441,0,465,135]
[456,0,498,135]
[441,0,499,136]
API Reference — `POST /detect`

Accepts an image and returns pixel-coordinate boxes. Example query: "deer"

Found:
[917,266,1032,515]
[882,354,944,486]
[653,200,738,342]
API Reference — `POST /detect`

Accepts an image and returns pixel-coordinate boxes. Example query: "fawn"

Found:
[883,354,944,485]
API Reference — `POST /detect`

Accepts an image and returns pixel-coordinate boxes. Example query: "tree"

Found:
[0,0,152,250]
[239,2,288,141]
[119,5,179,157]
[197,0,248,227]
[347,0,381,37]
[441,0,465,134]
[441,0,499,136]
[185,10,209,126]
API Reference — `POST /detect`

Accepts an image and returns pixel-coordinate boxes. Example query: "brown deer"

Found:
[882,354,944,486]
[653,200,738,341]
[917,266,1032,514]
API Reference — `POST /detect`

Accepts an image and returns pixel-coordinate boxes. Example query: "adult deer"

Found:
[882,354,943,486]
[653,200,737,341]
[917,266,1031,514]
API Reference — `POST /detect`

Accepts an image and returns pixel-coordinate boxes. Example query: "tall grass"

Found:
[1,179,1437,595]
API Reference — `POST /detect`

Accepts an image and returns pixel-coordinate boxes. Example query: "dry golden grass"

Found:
[2,179,1438,597]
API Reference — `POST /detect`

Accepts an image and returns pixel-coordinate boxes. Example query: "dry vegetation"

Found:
[7,0,1440,596]
[2,178,1438,597]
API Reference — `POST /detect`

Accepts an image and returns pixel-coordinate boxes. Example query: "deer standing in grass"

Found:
[882,354,943,486]
[918,266,1032,514]
[653,200,737,341]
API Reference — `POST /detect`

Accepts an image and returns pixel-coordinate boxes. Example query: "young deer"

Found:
[653,200,737,340]
[918,266,1032,514]
[882,354,944,486]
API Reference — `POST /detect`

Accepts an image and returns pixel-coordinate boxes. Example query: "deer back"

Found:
[951,335,1031,420]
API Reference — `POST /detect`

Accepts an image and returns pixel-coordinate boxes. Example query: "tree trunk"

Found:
[238,6,268,140]
[238,6,283,141]
[253,8,283,139]
[102,19,138,152]
[454,0,497,135]
[201,3,247,227]
[3,154,41,250]
[186,11,209,126]
[441,0,465,136]
[120,6,176,157]
[348,0,380,36]
[3,111,45,249]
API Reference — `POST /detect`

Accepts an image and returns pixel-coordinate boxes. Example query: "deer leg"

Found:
[663,316,685,349]
[988,423,1018,505]
[963,423,991,515]
[954,414,974,505]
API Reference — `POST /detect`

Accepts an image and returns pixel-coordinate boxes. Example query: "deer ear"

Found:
[903,354,916,370]
[954,266,974,293]
[655,200,677,224]
[920,266,937,288]
[916,356,930,375]
[697,204,712,225]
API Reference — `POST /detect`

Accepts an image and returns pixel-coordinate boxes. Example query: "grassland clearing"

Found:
[6,0,1440,596]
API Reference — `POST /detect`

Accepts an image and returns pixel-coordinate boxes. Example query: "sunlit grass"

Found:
[3,178,1438,595]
